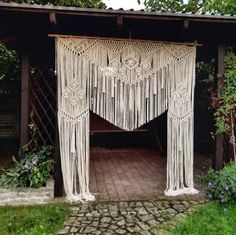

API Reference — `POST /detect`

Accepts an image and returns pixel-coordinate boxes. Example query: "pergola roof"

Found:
[0,1,236,23]
[0,1,236,59]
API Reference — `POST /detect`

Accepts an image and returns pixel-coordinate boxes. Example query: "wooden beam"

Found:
[212,44,225,170]
[20,52,30,149]
[183,19,189,29]
[49,12,57,26]
[117,15,123,30]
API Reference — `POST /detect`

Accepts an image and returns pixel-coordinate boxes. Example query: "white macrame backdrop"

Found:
[56,37,198,202]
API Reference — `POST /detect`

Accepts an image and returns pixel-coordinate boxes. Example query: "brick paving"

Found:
[58,200,206,235]
[90,147,211,201]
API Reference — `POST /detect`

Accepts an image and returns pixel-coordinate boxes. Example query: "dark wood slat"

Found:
[30,116,47,146]
[29,67,56,146]
[38,70,56,98]
[31,103,54,144]
[33,77,55,114]
[32,86,55,130]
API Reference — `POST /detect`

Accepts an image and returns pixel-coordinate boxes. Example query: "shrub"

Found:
[0,124,53,188]
[201,163,236,203]
[0,146,53,188]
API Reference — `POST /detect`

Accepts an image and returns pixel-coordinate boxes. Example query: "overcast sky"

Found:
[102,0,145,10]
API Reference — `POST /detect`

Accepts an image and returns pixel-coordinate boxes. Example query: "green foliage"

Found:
[214,50,236,134]
[0,42,20,81]
[201,163,236,203]
[172,201,236,235]
[0,124,53,188]
[0,203,69,235]
[10,0,106,8]
[143,0,236,14]
[140,0,184,12]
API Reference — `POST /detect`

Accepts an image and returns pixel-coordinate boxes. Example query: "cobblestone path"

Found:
[58,200,205,235]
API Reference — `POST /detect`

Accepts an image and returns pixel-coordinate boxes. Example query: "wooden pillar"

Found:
[20,52,30,148]
[212,44,225,170]
[54,117,63,197]
[53,38,63,197]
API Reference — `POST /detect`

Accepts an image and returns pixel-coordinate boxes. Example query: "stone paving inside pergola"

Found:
[89,147,211,201]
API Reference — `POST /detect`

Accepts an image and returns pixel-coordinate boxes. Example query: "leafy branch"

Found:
[214,50,236,135]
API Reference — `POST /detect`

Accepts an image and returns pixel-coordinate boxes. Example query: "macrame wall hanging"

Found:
[56,37,198,202]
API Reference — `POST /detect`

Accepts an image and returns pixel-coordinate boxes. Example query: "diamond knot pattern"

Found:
[63,80,85,106]
[124,57,138,69]
[171,85,190,107]
[68,81,80,92]
[109,59,121,67]
[141,61,151,71]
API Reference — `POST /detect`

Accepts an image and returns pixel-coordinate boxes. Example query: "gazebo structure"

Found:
[0,2,236,200]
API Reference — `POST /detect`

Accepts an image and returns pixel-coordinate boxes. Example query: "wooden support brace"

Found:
[49,12,57,26]
[117,15,123,30]
[183,19,189,29]
[117,15,123,25]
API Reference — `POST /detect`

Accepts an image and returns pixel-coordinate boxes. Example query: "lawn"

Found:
[0,203,69,235]
[172,201,236,235]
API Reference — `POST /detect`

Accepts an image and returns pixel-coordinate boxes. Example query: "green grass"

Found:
[172,202,236,235]
[0,203,69,235]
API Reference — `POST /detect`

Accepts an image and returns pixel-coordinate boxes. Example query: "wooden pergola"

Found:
[0,2,236,197]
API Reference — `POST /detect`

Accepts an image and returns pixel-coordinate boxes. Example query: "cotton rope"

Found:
[56,37,198,202]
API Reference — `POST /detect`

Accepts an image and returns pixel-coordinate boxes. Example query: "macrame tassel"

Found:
[153,74,157,95]
[70,123,76,154]
[102,76,106,93]
[111,77,115,98]
[129,85,132,111]
[145,78,149,98]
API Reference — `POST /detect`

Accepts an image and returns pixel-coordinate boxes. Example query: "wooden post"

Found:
[53,41,63,196]
[20,52,30,148]
[54,116,63,197]
[212,44,225,170]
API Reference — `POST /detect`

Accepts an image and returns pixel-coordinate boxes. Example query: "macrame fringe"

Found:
[56,37,198,202]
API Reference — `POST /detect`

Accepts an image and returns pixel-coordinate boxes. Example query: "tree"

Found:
[140,0,184,12]
[0,43,19,81]
[142,0,236,14]
[10,0,106,8]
